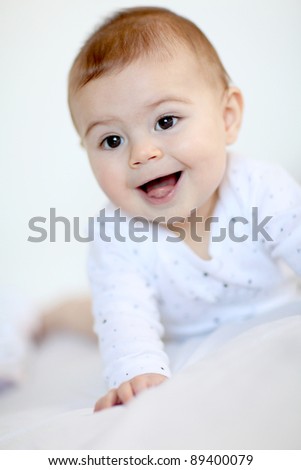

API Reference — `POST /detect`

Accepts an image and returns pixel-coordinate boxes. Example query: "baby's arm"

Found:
[94,373,167,412]
[89,207,171,397]
[258,165,301,276]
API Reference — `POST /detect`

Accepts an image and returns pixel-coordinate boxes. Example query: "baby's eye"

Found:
[100,135,123,150]
[155,115,178,131]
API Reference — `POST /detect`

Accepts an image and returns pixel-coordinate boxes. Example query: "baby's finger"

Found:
[94,389,119,412]
[131,374,167,395]
[131,376,149,395]
[117,381,135,404]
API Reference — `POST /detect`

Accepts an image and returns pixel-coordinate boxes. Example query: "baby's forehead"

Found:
[75,50,210,104]
[70,53,224,139]
[83,46,214,91]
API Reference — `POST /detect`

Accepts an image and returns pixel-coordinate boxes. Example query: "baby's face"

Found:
[71,47,239,222]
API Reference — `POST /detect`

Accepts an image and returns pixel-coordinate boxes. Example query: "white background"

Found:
[1,0,300,308]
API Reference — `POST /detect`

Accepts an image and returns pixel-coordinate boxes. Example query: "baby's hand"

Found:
[94,373,167,412]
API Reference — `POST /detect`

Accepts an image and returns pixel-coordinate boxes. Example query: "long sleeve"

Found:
[268,207,301,276]
[87,207,171,389]
[252,162,301,276]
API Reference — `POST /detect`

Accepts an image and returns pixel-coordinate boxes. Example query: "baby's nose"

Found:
[129,141,163,168]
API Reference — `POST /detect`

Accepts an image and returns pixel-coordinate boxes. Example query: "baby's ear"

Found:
[223,87,244,145]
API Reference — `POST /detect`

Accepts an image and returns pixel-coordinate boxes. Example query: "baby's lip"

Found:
[136,171,182,191]
[136,170,183,205]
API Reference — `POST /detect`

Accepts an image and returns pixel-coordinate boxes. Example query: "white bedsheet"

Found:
[0,306,300,449]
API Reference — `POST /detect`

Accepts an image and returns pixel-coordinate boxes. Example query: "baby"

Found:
[68,6,301,412]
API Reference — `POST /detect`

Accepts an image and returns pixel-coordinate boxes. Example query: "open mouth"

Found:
[137,171,182,204]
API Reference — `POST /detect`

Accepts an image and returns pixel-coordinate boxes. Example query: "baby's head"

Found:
[68,6,230,100]
[68,7,243,222]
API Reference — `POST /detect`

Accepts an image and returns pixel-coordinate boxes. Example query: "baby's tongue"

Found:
[144,174,177,199]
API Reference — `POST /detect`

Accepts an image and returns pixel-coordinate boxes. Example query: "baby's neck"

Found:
[166,192,218,260]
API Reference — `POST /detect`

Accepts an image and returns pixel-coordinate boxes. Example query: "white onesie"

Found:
[88,154,301,389]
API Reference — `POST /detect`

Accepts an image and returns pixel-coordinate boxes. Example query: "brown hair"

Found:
[68,6,230,100]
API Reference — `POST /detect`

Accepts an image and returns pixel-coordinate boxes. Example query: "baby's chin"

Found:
[121,204,196,226]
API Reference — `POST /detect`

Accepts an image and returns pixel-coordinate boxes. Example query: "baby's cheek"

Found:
[89,161,114,191]
[176,134,204,161]
[98,172,128,205]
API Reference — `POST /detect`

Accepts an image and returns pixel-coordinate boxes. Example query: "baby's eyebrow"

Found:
[84,97,192,138]
[85,118,118,138]
[145,96,193,108]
